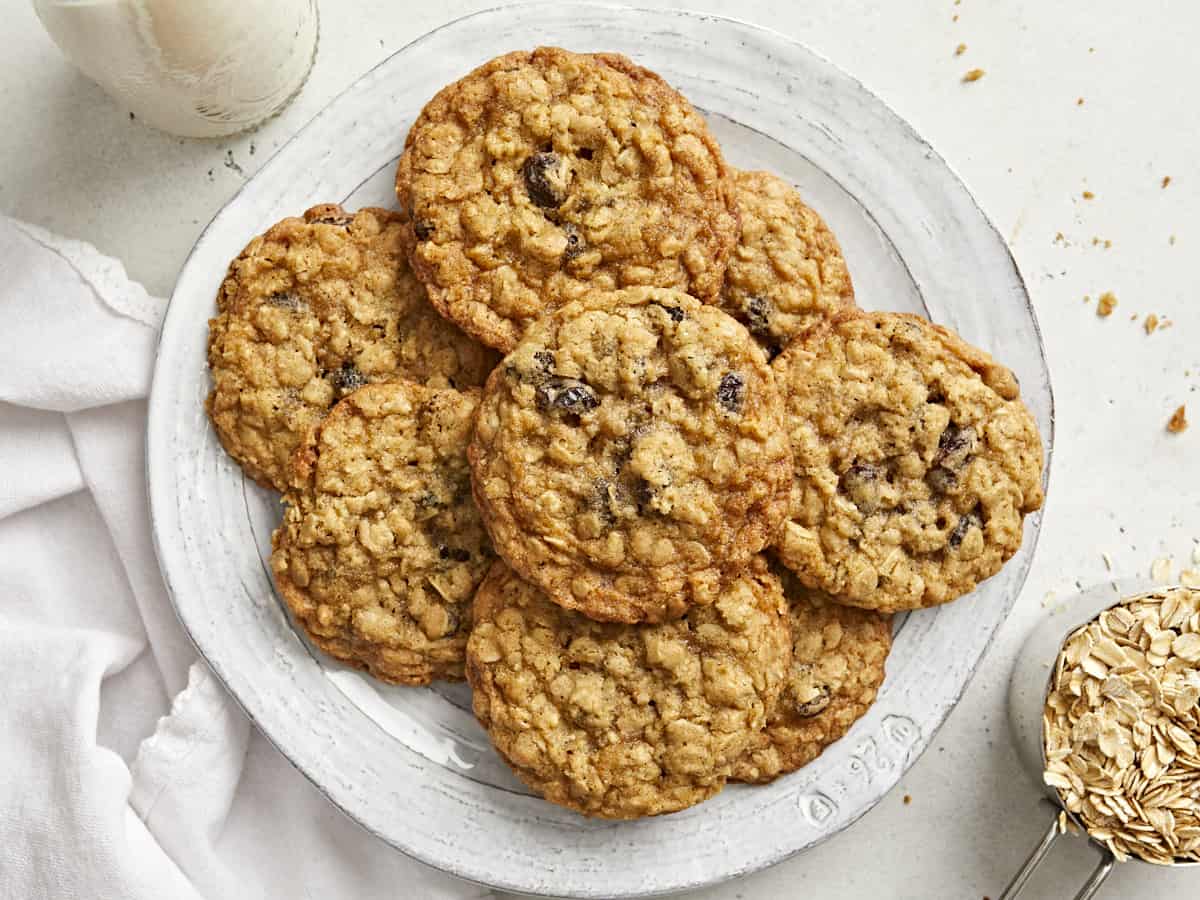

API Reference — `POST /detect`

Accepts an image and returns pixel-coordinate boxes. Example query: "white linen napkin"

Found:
[0,216,489,900]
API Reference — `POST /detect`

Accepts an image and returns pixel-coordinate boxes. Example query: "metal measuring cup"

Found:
[1001,579,1200,899]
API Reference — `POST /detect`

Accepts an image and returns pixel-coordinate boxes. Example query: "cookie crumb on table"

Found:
[1082,190,1095,200]
[955,43,967,56]
[1168,405,1188,434]
[1096,292,1117,317]
[903,794,912,805]
[962,68,984,82]
[1163,175,1172,188]
[1076,97,1084,106]
[1144,314,1159,335]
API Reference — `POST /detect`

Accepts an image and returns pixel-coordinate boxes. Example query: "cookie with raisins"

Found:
[467,558,791,817]
[395,47,739,352]
[207,204,497,490]
[717,169,856,358]
[271,381,494,685]
[469,286,792,623]
[771,311,1044,613]
[734,565,891,783]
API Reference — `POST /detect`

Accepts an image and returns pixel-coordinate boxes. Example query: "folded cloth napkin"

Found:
[0,216,490,900]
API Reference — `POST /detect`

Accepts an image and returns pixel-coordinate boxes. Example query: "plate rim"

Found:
[147,4,1055,896]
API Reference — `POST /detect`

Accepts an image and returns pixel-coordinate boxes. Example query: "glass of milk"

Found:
[32,0,319,138]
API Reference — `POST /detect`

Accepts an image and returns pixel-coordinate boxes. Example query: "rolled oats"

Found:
[1044,588,1200,864]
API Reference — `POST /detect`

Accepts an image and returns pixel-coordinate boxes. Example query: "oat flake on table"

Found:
[1043,587,1200,864]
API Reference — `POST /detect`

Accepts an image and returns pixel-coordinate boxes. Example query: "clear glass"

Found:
[32,0,318,137]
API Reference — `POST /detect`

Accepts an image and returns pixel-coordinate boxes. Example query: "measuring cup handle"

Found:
[999,804,1117,900]
[1071,853,1115,900]
[999,808,1062,900]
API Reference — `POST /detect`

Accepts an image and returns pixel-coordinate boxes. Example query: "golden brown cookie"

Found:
[270,381,494,685]
[207,204,498,490]
[469,287,792,624]
[466,558,792,818]
[395,47,740,352]
[734,565,891,783]
[772,311,1044,613]
[717,169,855,357]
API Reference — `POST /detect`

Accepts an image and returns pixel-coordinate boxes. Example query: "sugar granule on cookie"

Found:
[395,46,739,352]
[469,286,792,623]
[206,204,497,490]
[271,381,494,685]
[771,311,1045,614]
[466,558,792,818]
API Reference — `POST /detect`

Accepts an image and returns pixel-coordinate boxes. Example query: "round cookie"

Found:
[717,169,856,357]
[207,204,498,490]
[395,46,739,352]
[270,381,494,685]
[466,557,792,819]
[772,311,1044,613]
[734,566,891,784]
[469,286,792,624]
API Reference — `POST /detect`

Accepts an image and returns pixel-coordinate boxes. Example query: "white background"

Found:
[3,1,1198,898]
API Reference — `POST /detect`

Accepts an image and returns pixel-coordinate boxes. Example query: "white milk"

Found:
[33,0,319,137]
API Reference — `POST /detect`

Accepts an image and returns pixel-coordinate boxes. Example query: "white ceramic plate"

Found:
[147,5,1054,897]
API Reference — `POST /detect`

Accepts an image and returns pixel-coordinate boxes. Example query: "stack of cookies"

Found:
[206,47,1045,819]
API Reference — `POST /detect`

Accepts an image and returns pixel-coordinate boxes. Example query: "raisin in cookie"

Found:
[395,46,739,352]
[469,287,792,624]
[734,565,891,783]
[270,381,494,685]
[772,312,1044,613]
[466,558,791,818]
[207,204,497,490]
[717,170,855,357]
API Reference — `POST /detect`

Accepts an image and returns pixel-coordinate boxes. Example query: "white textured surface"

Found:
[3,2,1197,898]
